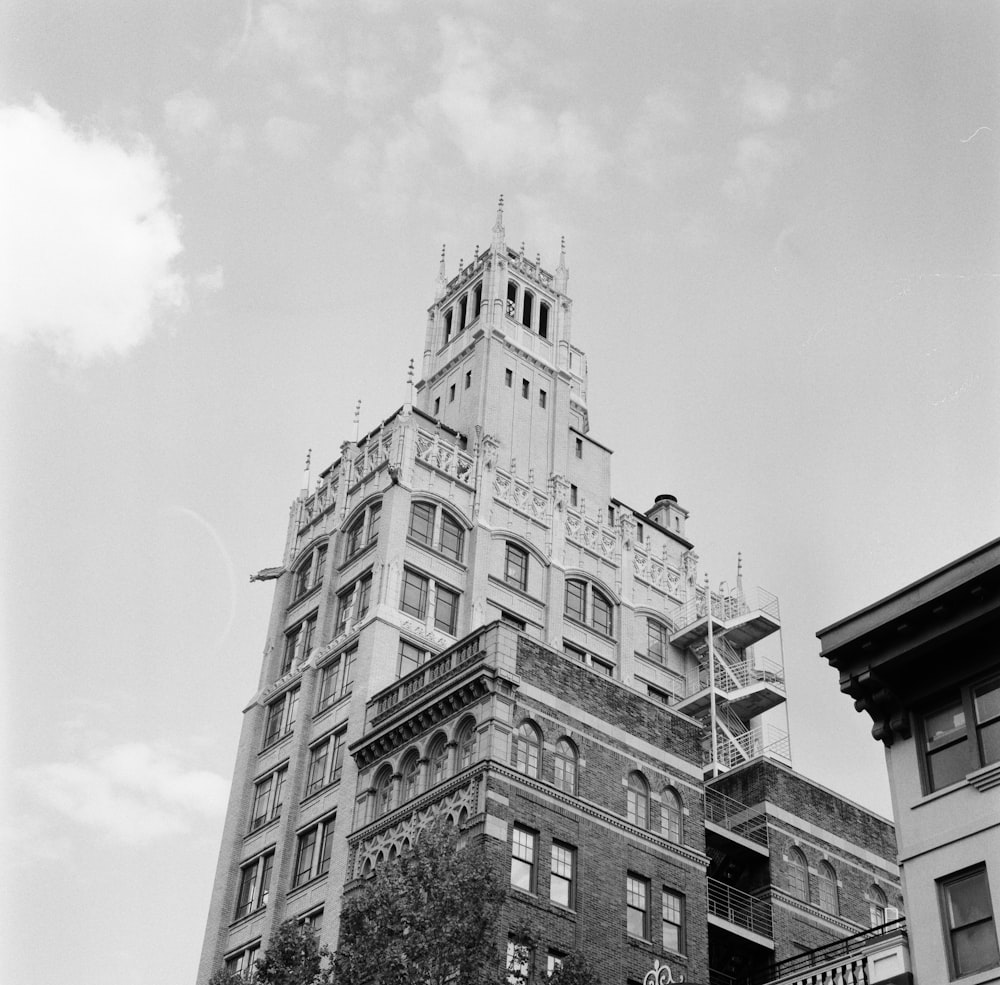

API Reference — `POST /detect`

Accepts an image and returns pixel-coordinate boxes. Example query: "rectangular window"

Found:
[345,503,379,560]
[539,389,547,408]
[293,815,336,888]
[398,639,429,677]
[433,397,440,415]
[438,512,464,562]
[434,584,459,635]
[262,688,299,750]
[592,592,613,636]
[235,851,274,919]
[522,379,530,399]
[282,613,316,675]
[647,621,669,664]
[546,953,564,976]
[570,484,578,507]
[510,825,536,893]
[504,543,529,592]
[505,368,513,387]
[449,384,456,402]
[592,658,614,677]
[563,641,586,662]
[575,437,583,459]
[923,675,1000,792]
[627,873,650,939]
[249,765,287,832]
[500,610,526,631]
[506,938,531,985]
[225,944,261,978]
[400,569,429,619]
[465,370,472,389]
[565,580,586,623]
[662,889,685,954]
[306,731,345,795]
[317,649,355,711]
[550,842,575,908]
[942,865,1000,978]
[336,574,371,636]
[636,521,644,544]
[409,502,435,546]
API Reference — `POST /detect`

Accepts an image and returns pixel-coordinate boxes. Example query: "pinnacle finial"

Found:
[498,193,504,215]
[535,252,540,266]
[353,399,361,441]
[555,234,569,290]
[492,194,506,249]
[439,244,446,274]
[305,448,311,470]
[474,244,479,259]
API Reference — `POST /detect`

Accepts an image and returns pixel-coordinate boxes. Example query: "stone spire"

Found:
[492,194,505,252]
[435,244,447,299]
[555,234,569,292]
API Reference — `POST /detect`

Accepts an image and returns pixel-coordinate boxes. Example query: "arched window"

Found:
[373,767,393,819]
[869,885,888,927]
[818,862,838,914]
[513,721,541,778]
[553,738,578,794]
[408,501,465,562]
[522,289,534,328]
[662,787,683,844]
[457,718,477,770]
[788,847,809,901]
[428,734,449,786]
[626,772,650,828]
[564,578,615,636]
[400,751,420,802]
[344,502,381,560]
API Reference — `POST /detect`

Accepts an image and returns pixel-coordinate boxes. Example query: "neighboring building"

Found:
[199,203,903,984]
[818,538,1000,985]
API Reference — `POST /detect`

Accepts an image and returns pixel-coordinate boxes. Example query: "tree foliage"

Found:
[547,952,602,985]
[334,819,506,985]
[207,922,332,985]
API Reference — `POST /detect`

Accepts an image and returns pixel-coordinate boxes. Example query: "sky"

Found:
[2,2,998,983]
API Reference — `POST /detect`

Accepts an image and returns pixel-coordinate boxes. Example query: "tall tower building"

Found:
[200,204,904,985]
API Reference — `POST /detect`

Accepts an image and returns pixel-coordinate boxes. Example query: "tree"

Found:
[207,922,332,985]
[334,819,506,985]
[547,952,602,985]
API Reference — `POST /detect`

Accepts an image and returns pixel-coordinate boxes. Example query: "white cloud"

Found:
[263,115,317,158]
[163,90,218,139]
[722,133,797,205]
[741,73,791,127]
[0,98,185,362]
[17,742,228,845]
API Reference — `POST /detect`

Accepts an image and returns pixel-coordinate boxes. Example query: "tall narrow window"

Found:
[504,543,529,592]
[344,502,380,560]
[398,639,429,677]
[400,569,429,619]
[569,484,578,507]
[869,885,888,927]
[400,751,420,801]
[553,738,578,794]
[818,862,839,914]
[788,847,809,902]
[317,649,356,710]
[428,734,449,785]
[506,281,518,318]
[473,282,482,318]
[647,621,670,665]
[575,437,583,459]
[942,866,1000,978]
[465,370,472,389]
[565,579,586,622]
[662,787,683,844]
[262,688,299,750]
[293,816,335,887]
[444,309,453,344]
[235,852,274,919]
[514,721,541,778]
[373,767,393,819]
[434,584,459,634]
[505,368,513,387]
[439,512,464,562]
[538,389,547,409]
[249,766,287,832]
[538,301,549,339]
[459,295,468,331]
[662,889,685,953]
[626,772,649,828]
[522,289,534,328]
[591,588,613,635]
[521,379,529,399]
[550,842,575,908]
[448,384,456,403]
[627,874,650,938]
[409,502,435,546]
[510,825,536,892]
[457,719,477,770]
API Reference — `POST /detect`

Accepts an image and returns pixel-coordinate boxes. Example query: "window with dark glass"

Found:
[504,543,529,592]
[942,865,999,978]
[316,649,356,711]
[439,512,464,561]
[293,543,327,601]
[627,874,649,938]
[398,639,429,677]
[373,767,393,819]
[626,772,649,828]
[428,735,449,785]
[262,688,299,750]
[400,751,420,801]
[293,815,335,887]
[225,944,260,978]
[345,502,380,560]
[400,569,429,620]
[539,389,547,408]
[591,589,612,635]
[818,862,839,914]
[513,722,541,778]
[647,621,670,665]
[553,738,577,794]
[282,613,316,675]
[235,852,274,919]
[565,579,586,623]
[408,502,465,562]
[473,283,482,318]
[444,308,453,344]
[565,579,615,636]
[550,842,575,908]
[575,438,583,459]
[511,825,536,892]
[449,384,456,403]
[434,584,459,635]
[457,719,476,770]
[409,502,435,546]
[459,295,468,331]
[923,675,1000,792]
[522,290,534,328]
[662,787,683,844]
[505,368,513,387]
[662,889,684,953]
[521,379,529,399]
[249,766,287,832]
[538,301,549,339]
[306,731,345,795]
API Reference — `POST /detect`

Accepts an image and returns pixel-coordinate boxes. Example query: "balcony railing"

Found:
[704,788,768,848]
[708,878,773,939]
[708,725,791,769]
[369,625,494,726]
[674,587,780,636]
[743,918,907,985]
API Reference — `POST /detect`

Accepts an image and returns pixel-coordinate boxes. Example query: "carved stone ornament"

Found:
[644,959,684,985]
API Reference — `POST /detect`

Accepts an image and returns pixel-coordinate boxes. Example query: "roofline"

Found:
[817,535,1000,641]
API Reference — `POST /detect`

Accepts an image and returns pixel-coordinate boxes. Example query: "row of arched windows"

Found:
[786,847,839,915]
[369,717,477,822]
[511,721,685,845]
